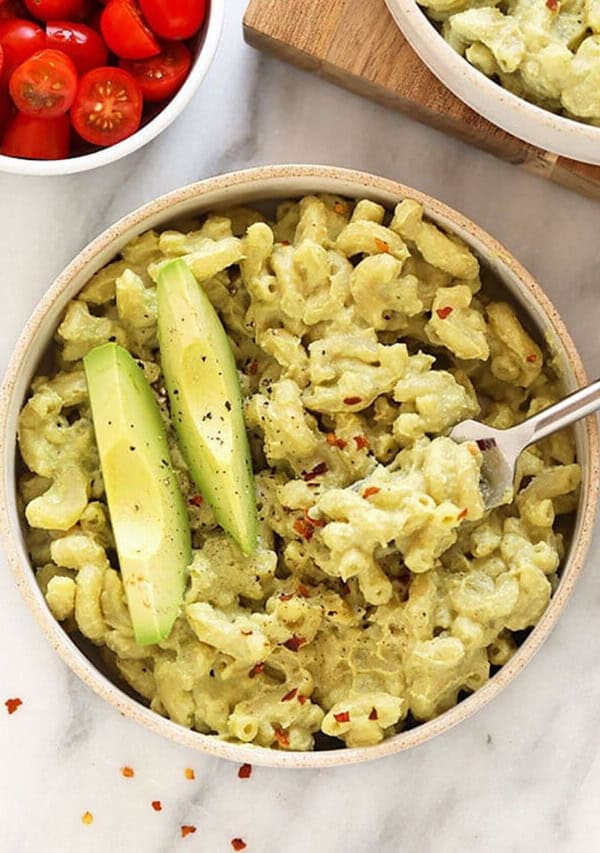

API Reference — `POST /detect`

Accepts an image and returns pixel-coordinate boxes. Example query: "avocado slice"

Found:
[84,343,191,645]
[157,258,258,555]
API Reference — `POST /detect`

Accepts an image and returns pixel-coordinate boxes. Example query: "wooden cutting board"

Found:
[243,0,600,199]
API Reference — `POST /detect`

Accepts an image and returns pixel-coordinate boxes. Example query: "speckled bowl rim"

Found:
[385,0,600,166]
[0,0,224,177]
[1,165,598,768]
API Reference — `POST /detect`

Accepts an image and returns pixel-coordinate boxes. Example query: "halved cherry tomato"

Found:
[100,0,159,60]
[9,48,77,117]
[0,18,45,84]
[71,66,142,146]
[139,0,206,40]
[23,0,86,22]
[46,21,107,73]
[2,110,70,158]
[120,40,191,102]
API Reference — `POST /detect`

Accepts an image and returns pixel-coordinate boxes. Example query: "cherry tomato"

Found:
[0,18,45,84]
[100,0,159,60]
[46,21,107,73]
[120,40,190,102]
[2,110,70,158]
[139,0,206,40]
[71,66,142,146]
[0,0,23,23]
[9,48,77,117]
[23,0,86,22]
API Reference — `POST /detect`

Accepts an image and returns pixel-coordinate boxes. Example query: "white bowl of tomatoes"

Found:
[0,0,224,175]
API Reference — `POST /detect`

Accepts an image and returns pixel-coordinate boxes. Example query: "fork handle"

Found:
[524,378,600,446]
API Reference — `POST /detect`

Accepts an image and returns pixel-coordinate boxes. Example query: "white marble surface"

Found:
[2,2,600,851]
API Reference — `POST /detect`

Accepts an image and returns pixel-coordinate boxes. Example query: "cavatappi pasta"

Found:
[418,0,600,125]
[18,195,580,751]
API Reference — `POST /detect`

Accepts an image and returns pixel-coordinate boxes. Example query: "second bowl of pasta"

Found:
[385,0,600,165]
[1,165,598,768]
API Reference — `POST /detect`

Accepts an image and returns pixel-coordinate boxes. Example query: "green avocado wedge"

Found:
[84,343,192,646]
[157,259,258,556]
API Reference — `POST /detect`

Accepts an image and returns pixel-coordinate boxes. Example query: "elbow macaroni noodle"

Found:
[419,0,600,125]
[18,195,580,751]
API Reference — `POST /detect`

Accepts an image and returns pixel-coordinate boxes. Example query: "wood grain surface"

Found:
[243,0,600,199]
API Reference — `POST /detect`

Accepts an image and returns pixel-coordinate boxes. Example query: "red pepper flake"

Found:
[354,435,370,450]
[281,240,291,246]
[184,768,195,781]
[369,707,378,720]
[151,801,162,812]
[283,635,306,652]
[436,306,453,320]
[375,238,390,253]
[362,486,380,499]
[273,726,290,748]
[81,811,94,825]
[121,766,134,778]
[297,694,308,705]
[247,360,258,375]
[249,662,264,678]
[297,582,311,597]
[334,711,350,723]
[279,592,294,602]
[326,432,347,449]
[238,763,252,779]
[526,353,537,363]
[303,509,326,529]
[190,494,203,507]
[457,507,468,520]
[302,462,328,481]
[281,688,298,702]
[293,518,314,542]
[181,826,197,838]
[546,0,559,9]
[343,396,362,406]
[333,201,347,215]
[5,698,22,715]
[231,839,247,851]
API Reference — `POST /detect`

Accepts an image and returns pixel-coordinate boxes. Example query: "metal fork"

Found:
[449,379,600,510]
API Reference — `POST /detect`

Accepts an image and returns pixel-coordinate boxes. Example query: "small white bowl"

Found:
[385,0,600,165]
[0,0,224,177]
[1,166,598,767]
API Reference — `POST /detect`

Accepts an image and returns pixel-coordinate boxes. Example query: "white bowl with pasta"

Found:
[1,165,598,768]
[385,0,600,165]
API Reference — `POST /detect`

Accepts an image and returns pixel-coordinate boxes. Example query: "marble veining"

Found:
[1,1,600,851]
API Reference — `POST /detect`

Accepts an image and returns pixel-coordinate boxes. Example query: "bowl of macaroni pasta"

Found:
[385,0,600,164]
[1,166,598,768]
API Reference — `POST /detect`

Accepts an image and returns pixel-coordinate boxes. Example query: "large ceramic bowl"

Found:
[1,166,598,768]
[0,0,224,177]
[385,0,600,165]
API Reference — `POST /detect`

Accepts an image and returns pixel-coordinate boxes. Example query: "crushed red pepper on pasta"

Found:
[375,238,390,253]
[436,306,453,320]
[283,636,306,652]
[343,396,362,406]
[334,711,350,723]
[369,708,378,720]
[249,662,264,678]
[190,495,203,507]
[302,462,328,481]
[526,353,538,363]
[238,763,252,779]
[273,727,290,748]
[354,435,369,450]
[281,688,298,702]
[362,486,380,499]
[326,432,347,449]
